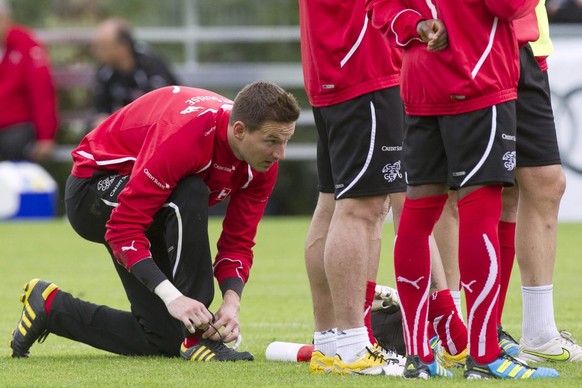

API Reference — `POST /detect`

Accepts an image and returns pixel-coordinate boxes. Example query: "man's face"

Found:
[91,27,124,66]
[236,120,295,173]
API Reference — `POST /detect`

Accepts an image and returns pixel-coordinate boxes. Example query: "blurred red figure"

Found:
[0,0,57,161]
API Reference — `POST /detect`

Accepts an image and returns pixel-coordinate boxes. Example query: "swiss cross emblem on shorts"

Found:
[97,175,116,191]
[382,161,402,183]
[503,151,516,171]
[216,188,232,201]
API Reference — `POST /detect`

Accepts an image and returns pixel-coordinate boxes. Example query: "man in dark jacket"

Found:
[90,17,178,127]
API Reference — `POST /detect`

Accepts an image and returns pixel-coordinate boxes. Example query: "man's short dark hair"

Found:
[111,18,135,50]
[230,81,300,131]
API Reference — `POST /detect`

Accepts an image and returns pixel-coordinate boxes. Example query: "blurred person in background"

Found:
[0,0,58,161]
[90,17,178,128]
[546,0,582,22]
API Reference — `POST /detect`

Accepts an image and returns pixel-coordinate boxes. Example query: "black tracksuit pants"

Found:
[52,173,214,356]
[0,123,36,161]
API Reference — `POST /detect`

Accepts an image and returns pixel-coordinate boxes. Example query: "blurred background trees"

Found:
[9,0,317,215]
[16,1,581,216]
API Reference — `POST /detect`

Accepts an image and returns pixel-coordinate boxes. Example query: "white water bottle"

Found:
[265,341,314,362]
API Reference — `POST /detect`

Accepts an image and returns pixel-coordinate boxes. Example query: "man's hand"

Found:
[417,19,448,51]
[202,290,241,343]
[166,295,213,333]
[30,140,55,161]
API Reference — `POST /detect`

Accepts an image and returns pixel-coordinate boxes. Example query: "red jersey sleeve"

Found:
[366,0,425,49]
[213,163,278,288]
[23,39,58,141]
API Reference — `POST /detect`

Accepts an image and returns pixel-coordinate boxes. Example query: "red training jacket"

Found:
[0,25,57,140]
[299,0,401,107]
[71,86,277,287]
[366,0,538,116]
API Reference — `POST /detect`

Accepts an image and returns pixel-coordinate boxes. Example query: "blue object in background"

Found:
[0,161,58,220]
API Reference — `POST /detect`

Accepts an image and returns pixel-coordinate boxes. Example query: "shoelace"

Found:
[501,351,536,370]
[207,312,224,343]
[204,312,243,350]
[199,338,245,357]
[365,346,389,363]
[375,340,402,363]
[196,312,243,350]
[559,330,578,345]
[201,338,227,351]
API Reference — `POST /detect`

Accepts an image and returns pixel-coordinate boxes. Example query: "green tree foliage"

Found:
[11,0,299,28]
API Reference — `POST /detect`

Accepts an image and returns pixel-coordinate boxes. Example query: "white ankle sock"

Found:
[522,285,559,347]
[336,326,371,363]
[313,328,337,357]
[451,290,464,322]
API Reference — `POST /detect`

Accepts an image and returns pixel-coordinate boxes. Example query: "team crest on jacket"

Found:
[503,151,516,171]
[97,175,116,191]
[382,161,402,183]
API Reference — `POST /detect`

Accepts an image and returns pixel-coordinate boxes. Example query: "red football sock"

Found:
[497,220,516,324]
[428,289,468,355]
[184,331,203,348]
[395,194,447,363]
[458,186,503,364]
[44,288,59,315]
[427,321,437,340]
[364,280,377,345]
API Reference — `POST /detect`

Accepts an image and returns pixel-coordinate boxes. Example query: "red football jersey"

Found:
[0,26,57,140]
[71,86,277,286]
[299,0,401,107]
[367,0,538,116]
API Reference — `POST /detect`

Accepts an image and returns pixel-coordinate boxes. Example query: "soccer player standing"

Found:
[9,82,300,361]
[367,0,559,379]
[496,0,582,362]
[299,0,407,375]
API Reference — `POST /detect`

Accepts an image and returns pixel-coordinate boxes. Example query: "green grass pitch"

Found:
[0,218,581,386]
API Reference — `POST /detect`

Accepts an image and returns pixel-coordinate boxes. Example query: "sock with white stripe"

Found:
[497,220,516,324]
[429,288,468,355]
[450,290,464,321]
[395,194,447,363]
[458,186,503,365]
[364,280,376,345]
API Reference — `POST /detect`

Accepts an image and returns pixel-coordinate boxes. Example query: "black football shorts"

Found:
[403,101,517,189]
[516,44,561,167]
[313,87,406,199]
